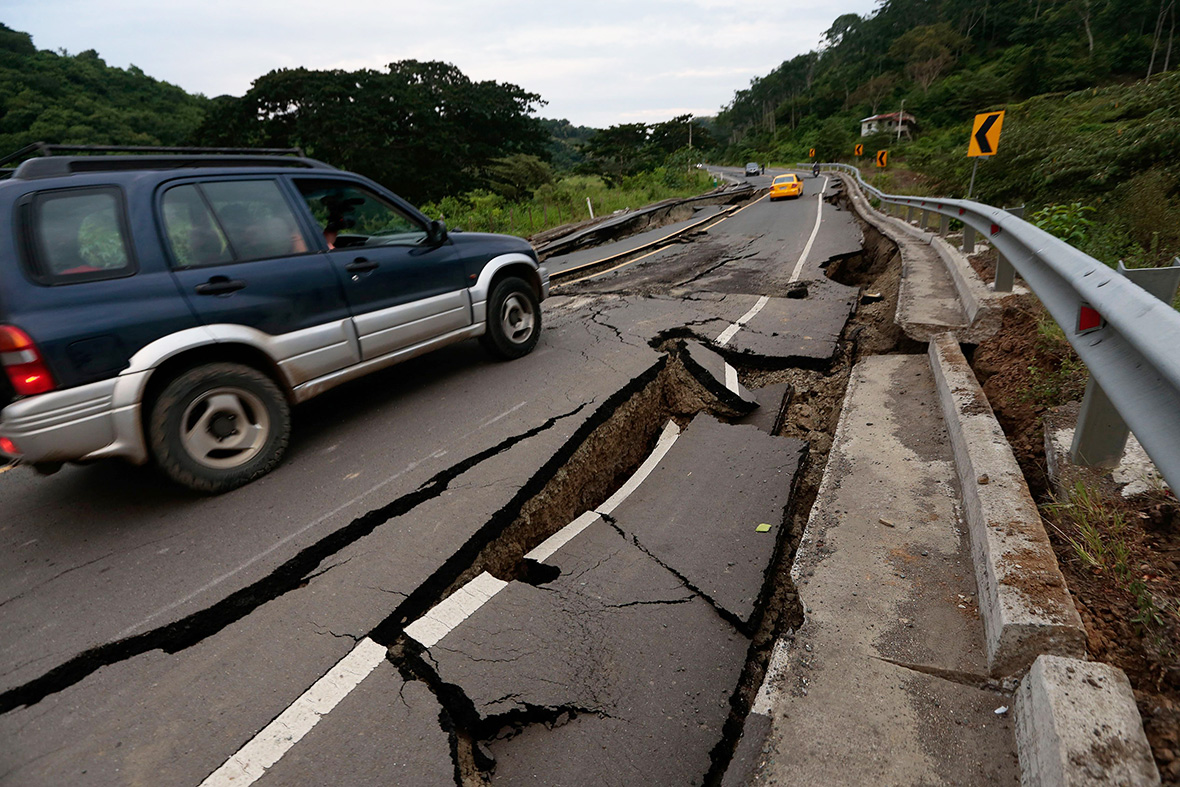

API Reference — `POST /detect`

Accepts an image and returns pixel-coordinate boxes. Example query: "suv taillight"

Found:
[0,326,56,396]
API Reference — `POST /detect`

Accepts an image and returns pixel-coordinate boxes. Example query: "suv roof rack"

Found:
[0,143,337,180]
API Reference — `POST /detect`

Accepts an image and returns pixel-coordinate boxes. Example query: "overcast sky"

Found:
[2,0,879,129]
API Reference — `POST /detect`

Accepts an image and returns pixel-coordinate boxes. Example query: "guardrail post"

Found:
[939,214,950,238]
[963,224,975,253]
[920,209,929,230]
[905,206,915,223]
[993,205,1024,292]
[1070,258,1180,468]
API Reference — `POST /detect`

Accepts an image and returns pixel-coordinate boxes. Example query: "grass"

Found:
[1018,308,1089,406]
[1043,482,1177,658]
[419,170,717,239]
[1043,482,1131,576]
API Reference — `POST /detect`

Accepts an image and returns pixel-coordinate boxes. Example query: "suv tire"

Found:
[148,363,290,493]
[480,276,541,360]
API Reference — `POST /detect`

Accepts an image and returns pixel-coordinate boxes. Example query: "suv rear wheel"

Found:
[480,276,541,360]
[148,363,290,493]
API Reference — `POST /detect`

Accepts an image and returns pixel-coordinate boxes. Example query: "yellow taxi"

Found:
[769,173,804,200]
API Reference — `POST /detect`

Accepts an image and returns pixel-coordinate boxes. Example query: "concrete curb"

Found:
[926,336,1160,785]
[834,174,1009,343]
[831,169,1157,786]
[1015,655,1161,786]
[927,333,1087,677]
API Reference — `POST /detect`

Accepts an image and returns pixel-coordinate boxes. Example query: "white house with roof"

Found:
[860,111,917,138]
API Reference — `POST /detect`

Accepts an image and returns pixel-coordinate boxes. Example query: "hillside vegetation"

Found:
[0,24,207,153]
[716,0,1180,267]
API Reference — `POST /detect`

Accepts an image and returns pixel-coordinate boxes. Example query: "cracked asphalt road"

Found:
[0,170,864,786]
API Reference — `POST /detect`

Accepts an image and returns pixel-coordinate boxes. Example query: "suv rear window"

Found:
[24,187,135,284]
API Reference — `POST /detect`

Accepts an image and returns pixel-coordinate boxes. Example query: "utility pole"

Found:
[897,99,905,141]
[688,115,693,149]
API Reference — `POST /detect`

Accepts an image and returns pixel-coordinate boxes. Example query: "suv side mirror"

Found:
[427,219,448,245]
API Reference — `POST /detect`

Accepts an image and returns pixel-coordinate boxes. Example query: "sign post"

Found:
[966,110,1005,199]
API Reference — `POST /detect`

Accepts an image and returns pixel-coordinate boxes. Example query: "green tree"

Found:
[192,61,548,204]
[484,154,553,201]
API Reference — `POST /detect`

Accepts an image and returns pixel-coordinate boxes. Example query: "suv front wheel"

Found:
[480,276,541,360]
[148,363,291,493]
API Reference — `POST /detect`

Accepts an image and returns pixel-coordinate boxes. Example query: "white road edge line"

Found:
[787,176,829,284]
[404,571,509,648]
[717,295,771,346]
[404,420,682,649]
[595,420,682,516]
[525,511,603,563]
[199,637,388,787]
[725,363,740,394]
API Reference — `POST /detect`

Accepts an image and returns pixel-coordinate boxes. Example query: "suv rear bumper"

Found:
[0,375,149,466]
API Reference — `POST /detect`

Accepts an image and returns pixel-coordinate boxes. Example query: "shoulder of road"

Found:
[735,172,1161,787]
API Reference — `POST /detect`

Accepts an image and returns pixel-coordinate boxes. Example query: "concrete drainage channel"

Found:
[834,172,1164,786]
[357,214,914,784]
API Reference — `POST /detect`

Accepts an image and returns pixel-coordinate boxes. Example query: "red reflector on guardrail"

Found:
[1077,305,1104,334]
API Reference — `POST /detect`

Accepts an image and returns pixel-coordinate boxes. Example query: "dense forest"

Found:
[191,61,551,204]
[712,0,1180,266]
[0,23,709,207]
[715,0,1176,148]
[0,24,207,153]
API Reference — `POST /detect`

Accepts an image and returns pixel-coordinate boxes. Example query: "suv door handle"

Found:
[194,276,246,296]
[344,258,379,273]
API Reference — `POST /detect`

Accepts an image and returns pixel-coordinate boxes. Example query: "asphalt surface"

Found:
[0,165,864,786]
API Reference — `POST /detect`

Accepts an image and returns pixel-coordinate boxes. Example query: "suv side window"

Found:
[294,179,426,249]
[24,187,135,283]
[161,180,308,267]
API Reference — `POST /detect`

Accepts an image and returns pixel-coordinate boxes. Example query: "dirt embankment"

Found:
[970,298,1180,784]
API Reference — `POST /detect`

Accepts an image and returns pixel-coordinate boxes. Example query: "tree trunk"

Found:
[1148,0,1170,79]
[1165,4,1176,72]
[1079,0,1095,56]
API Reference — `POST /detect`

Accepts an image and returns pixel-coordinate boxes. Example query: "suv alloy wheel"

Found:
[148,363,290,493]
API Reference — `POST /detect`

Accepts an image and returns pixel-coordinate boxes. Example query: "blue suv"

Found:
[0,145,548,492]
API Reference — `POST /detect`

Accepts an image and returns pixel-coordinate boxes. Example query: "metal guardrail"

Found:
[810,161,1180,493]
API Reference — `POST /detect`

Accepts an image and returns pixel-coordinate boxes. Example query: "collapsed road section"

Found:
[1,173,913,787]
[195,178,911,787]
[398,414,806,786]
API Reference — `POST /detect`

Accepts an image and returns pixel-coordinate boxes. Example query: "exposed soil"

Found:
[969,300,1180,783]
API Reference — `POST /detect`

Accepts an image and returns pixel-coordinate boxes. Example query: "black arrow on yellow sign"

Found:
[809,148,816,158]
[968,110,1005,157]
[876,150,888,167]
[974,115,999,153]
[854,144,864,156]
